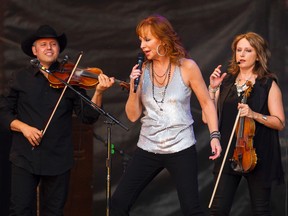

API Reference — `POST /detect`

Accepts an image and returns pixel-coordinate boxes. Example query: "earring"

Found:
[156,44,167,56]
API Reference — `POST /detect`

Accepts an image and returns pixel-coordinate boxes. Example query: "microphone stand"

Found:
[31,54,129,216]
[94,134,132,173]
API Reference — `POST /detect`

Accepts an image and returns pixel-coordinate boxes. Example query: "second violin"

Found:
[230,80,257,173]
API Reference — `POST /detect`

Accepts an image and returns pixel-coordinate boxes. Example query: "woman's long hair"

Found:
[228,32,277,80]
[136,14,188,65]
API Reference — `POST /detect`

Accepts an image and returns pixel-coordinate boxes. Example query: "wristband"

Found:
[210,131,221,141]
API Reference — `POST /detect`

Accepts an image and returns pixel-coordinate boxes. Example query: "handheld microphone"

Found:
[237,61,241,64]
[133,53,145,93]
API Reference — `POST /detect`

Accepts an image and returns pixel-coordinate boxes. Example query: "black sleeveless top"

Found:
[214,74,284,186]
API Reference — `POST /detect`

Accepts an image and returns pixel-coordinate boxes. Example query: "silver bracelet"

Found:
[262,115,267,121]
[208,85,220,93]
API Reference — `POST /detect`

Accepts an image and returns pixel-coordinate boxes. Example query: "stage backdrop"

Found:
[1,0,287,215]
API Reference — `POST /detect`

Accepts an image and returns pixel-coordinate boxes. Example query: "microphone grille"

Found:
[137,52,144,60]
[30,58,40,67]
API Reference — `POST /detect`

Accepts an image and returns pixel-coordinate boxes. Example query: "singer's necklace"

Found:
[153,62,170,85]
[234,73,253,97]
[152,61,171,111]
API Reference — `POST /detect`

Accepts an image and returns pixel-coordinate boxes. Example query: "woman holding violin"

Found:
[0,25,114,215]
[204,32,285,215]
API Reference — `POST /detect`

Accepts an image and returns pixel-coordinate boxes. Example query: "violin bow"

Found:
[42,52,83,136]
[208,109,241,208]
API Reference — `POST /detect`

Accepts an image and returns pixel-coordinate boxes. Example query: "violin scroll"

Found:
[241,80,253,103]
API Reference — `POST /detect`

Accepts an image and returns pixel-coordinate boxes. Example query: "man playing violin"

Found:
[0,25,114,216]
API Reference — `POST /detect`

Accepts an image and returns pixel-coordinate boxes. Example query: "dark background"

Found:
[0,0,287,215]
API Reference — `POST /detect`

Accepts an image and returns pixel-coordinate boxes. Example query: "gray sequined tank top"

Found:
[137,62,196,154]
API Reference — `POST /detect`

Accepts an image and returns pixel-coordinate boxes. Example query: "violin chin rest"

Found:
[230,159,244,173]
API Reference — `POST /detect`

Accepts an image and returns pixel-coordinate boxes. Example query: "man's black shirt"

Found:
[0,64,100,175]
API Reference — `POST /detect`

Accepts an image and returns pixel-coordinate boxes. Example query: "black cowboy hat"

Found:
[21,25,67,57]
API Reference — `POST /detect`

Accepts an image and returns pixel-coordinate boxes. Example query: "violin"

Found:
[29,53,130,143]
[47,61,130,91]
[230,80,257,173]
